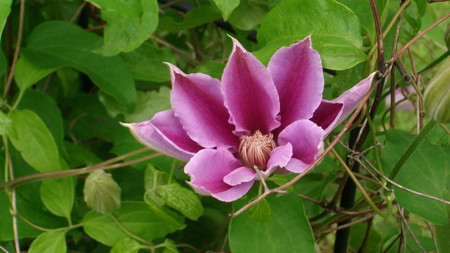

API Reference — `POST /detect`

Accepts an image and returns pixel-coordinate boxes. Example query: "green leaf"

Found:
[17,90,67,159]
[28,230,67,253]
[228,0,272,31]
[21,21,136,110]
[382,130,450,225]
[111,237,141,253]
[82,201,185,246]
[122,42,174,83]
[157,183,204,221]
[14,56,56,91]
[40,175,74,219]
[254,35,367,70]
[212,0,240,20]
[8,110,61,172]
[162,238,180,253]
[0,110,11,135]
[229,194,314,253]
[395,139,450,225]
[247,198,271,222]
[0,0,12,38]
[99,86,171,123]
[436,225,450,253]
[86,0,158,56]
[258,0,365,70]
[158,6,221,33]
[84,170,122,214]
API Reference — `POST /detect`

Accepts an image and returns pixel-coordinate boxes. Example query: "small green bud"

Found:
[424,57,450,123]
[84,170,121,213]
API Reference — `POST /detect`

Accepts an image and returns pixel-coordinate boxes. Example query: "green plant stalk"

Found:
[388,120,436,180]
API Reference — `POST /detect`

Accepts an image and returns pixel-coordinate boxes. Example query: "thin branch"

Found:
[2,136,20,253]
[315,212,377,237]
[397,205,427,252]
[2,0,26,100]
[389,12,450,63]
[330,148,385,216]
[0,151,160,190]
[426,222,440,253]
[360,156,450,205]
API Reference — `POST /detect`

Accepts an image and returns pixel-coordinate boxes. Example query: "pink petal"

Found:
[265,143,293,175]
[123,110,202,161]
[223,166,256,186]
[169,64,238,148]
[311,73,375,134]
[285,158,310,174]
[268,36,324,129]
[222,37,280,135]
[310,100,343,134]
[185,148,254,202]
[212,182,254,202]
[278,119,325,173]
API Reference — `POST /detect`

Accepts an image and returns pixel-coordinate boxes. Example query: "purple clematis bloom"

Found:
[124,37,374,202]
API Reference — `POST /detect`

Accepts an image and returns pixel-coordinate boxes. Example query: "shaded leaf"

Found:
[87,0,158,56]
[229,194,314,253]
[21,21,136,110]
[122,42,174,83]
[228,0,271,30]
[158,6,221,33]
[99,86,171,123]
[382,130,450,225]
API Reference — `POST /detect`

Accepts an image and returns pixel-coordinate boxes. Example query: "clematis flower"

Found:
[124,37,374,202]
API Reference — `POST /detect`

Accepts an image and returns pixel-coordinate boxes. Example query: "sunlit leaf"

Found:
[87,0,158,56]
[258,0,365,70]
[28,230,67,253]
[8,110,61,172]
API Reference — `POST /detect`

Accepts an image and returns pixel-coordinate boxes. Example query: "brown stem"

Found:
[3,0,26,101]
[390,12,450,63]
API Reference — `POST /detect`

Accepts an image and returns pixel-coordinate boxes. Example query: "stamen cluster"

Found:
[238,130,276,170]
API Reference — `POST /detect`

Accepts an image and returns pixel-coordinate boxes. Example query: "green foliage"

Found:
[82,201,185,246]
[257,0,366,70]
[0,0,449,252]
[229,194,314,253]
[21,21,136,110]
[84,170,121,214]
[28,230,67,253]
[8,110,61,172]
[0,0,11,38]
[86,0,159,56]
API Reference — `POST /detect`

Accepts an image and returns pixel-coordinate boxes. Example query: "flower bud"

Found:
[424,57,450,124]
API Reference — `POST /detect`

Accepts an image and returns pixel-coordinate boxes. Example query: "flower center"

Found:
[238,130,276,170]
